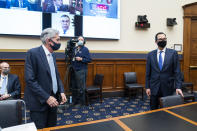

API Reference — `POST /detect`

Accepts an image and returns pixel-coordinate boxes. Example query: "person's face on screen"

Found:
[61,16,70,31]
[54,0,63,8]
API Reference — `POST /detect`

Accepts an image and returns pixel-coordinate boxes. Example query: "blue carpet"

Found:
[24,96,150,126]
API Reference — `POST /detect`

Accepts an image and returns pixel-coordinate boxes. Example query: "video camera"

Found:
[65,39,79,64]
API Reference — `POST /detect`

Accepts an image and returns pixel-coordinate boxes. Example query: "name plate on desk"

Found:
[2,122,37,131]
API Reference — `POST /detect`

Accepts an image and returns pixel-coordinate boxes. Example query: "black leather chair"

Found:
[160,95,183,108]
[0,100,24,128]
[86,74,104,105]
[124,72,143,100]
[181,72,195,102]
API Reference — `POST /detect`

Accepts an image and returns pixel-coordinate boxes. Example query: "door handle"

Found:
[189,66,197,69]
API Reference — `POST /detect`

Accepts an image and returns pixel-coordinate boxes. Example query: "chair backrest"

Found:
[124,72,137,84]
[0,100,23,128]
[160,95,183,108]
[93,74,104,88]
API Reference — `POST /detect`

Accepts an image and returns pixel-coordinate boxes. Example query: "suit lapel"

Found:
[39,46,51,74]
[7,74,11,92]
[162,48,170,71]
[153,50,160,71]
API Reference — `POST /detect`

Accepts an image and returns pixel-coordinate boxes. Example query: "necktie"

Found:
[0,77,7,95]
[158,51,163,70]
[48,54,58,94]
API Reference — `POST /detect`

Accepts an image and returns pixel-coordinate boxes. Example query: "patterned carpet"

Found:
[24,96,150,126]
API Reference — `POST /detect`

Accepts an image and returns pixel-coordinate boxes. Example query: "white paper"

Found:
[2,122,37,131]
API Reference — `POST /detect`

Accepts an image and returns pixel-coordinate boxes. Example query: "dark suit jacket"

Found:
[145,48,182,96]
[24,46,64,111]
[0,74,21,99]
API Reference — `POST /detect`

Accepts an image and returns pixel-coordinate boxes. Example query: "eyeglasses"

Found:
[157,38,167,41]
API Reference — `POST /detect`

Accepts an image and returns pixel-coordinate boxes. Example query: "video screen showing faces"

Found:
[83,0,120,39]
[51,12,75,37]
[0,0,42,11]
[43,0,83,15]
[0,0,120,39]
[0,0,42,36]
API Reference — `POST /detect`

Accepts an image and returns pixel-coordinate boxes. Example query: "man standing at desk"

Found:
[145,32,183,110]
[24,28,67,129]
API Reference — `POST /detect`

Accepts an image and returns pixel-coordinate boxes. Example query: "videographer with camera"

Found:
[70,36,92,107]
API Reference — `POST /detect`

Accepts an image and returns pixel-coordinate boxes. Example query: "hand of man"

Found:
[1,94,10,100]
[146,89,151,97]
[75,57,82,61]
[176,89,184,97]
[47,96,59,107]
[60,93,67,104]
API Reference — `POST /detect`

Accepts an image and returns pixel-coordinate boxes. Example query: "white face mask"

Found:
[77,40,84,46]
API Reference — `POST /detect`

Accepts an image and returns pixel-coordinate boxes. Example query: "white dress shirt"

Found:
[0,75,8,95]
[157,47,166,66]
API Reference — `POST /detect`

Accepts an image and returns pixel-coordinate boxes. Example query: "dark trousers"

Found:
[150,88,163,110]
[30,92,58,129]
[30,107,57,129]
[71,69,87,105]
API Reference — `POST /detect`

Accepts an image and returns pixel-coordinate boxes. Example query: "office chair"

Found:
[124,72,144,100]
[0,100,26,128]
[160,95,183,108]
[86,74,104,105]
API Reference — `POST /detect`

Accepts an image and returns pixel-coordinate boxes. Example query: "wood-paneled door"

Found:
[183,2,197,91]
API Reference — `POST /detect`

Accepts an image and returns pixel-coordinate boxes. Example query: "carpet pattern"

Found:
[24,96,150,126]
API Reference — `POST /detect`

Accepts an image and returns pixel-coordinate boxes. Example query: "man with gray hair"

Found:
[24,28,67,129]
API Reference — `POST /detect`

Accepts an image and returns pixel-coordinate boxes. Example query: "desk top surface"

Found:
[50,120,124,131]
[41,102,197,131]
[120,111,197,131]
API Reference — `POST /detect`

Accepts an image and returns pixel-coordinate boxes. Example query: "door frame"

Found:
[183,2,197,82]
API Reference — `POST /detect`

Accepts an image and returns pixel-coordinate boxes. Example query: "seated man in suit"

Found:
[0,62,21,100]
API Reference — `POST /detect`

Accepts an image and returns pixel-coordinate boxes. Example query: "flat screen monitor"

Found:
[0,0,42,36]
[82,0,120,39]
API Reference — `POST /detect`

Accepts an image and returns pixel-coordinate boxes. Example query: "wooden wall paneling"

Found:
[183,2,197,16]
[133,62,146,86]
[96,63,114,91]
[113,63,116,91]
[86,63,94,86]
[116,64,133,89]
[2,59,184,96]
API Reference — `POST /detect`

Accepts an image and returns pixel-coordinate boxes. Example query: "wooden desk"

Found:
[41,102,197,131]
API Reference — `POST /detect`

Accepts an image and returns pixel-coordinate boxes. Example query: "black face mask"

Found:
[50,40,61,51]
[2,69,10,75]
[157,40,167,48]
